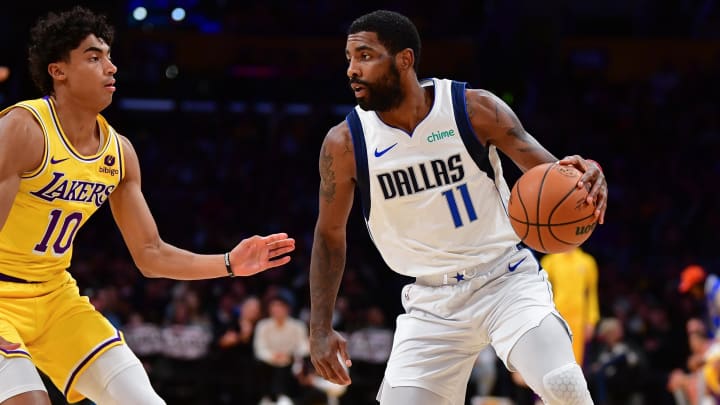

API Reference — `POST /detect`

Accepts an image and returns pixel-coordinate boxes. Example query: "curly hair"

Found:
[348,10,421,72]
[28,6,114,95]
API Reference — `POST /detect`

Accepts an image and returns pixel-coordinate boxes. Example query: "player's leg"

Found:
[507,314,592,404]
[74,344,165,405]
[377,282,483,405]
[30,276,161,403]
[0,356,50,405]
[0,315,50,405]
[377,379,453,405]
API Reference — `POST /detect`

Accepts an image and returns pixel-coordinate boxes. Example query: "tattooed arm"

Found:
[466,89,608,222]
[466,89,556,172]
[309,121,356,385]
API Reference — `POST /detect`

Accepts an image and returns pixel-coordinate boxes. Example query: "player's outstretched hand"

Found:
[0,335,20,351]
[229,233,295,276]
[310,329,352,386]
[559,155,608,224]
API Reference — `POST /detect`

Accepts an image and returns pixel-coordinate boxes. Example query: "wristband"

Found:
[224,252,235,278]
[586,159,603,173]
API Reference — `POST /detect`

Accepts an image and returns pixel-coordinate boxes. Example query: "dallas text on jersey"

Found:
[377,153,464,199]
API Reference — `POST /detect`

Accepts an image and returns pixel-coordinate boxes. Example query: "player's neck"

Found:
[50,94,100,153]
[376,82,432,133]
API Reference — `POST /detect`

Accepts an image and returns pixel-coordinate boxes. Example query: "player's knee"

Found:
[102,364,165,405]
[541,363,593,405]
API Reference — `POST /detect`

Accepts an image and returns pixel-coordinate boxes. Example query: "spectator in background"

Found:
[215,295,263,403]
[345,305,394,405]
[0,66,9,82]
[667,318,720,405]
[157,289,214,403]
[679,265,720,336]
[587,317,646,405]
[541,247,600,366]
[254,294,310,405]
[122,312,164,374]
[219,295,263,351]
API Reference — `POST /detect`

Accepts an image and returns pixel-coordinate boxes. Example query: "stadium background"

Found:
[1,0,719,404]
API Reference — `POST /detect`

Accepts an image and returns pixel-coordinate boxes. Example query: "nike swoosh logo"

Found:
[374,143,398,158]
[508,257,527,272]
[50,157,69,164]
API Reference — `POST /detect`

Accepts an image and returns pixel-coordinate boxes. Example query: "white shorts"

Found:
[384,247,569,402]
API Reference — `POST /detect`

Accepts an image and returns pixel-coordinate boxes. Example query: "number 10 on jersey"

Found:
[34,209,83,255]
[441,183,477,228]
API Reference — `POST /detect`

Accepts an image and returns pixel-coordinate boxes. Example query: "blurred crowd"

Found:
[1,1,720,404]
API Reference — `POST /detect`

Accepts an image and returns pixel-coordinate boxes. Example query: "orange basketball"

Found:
[508,162,597,253]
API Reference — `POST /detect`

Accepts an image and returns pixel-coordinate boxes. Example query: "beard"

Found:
[352,62,404,112]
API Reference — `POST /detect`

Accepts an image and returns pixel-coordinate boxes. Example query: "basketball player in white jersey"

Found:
[309,10,607,405]
[0,7,295,405]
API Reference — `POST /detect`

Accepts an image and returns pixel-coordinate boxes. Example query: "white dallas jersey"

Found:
[347,78,520,278]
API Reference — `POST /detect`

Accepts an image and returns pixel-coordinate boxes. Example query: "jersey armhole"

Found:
[346,109,371,220]
[113,130,126,183]
[450,81,494,181]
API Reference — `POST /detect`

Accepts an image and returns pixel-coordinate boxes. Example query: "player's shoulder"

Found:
[322,120,352,154]
[326,119,350,140]
[464,87,501,106]
[113,132,136,154]
[1,105,40,126]
[0,106,44,140]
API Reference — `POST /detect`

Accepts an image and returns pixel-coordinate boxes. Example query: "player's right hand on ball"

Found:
[310,329,352,385]
[0,335,20,350]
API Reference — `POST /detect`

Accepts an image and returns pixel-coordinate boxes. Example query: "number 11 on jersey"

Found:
[441,183,477,228]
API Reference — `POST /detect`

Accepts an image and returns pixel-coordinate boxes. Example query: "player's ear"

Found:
[48,63,66,82]
[396,48,414,71]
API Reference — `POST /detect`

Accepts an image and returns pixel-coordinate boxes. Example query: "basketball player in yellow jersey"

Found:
[0,7,295,405]
[540,247,600,366]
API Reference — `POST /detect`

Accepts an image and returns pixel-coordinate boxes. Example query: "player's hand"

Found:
[310,329,352,385]
[229,233,295,276]
[0,335,20,351]
[559,155,607,224]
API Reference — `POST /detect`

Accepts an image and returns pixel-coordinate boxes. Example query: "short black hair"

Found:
[28,6,114,95]
[348,10,421,71]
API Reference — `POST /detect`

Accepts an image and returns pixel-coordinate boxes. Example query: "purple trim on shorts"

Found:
[63,330,122,397]
[0,272,41,284]
[0,347,30,357]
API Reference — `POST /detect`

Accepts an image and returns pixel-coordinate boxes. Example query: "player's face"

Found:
[346,32,404,112]
[55,34,117,111]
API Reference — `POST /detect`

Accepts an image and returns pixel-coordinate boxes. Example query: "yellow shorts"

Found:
[0,271,124,403]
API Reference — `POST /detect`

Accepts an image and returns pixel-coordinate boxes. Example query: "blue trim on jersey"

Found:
[450,81,494,181]
[346,109,370,220]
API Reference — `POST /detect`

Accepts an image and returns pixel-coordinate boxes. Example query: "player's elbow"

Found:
[134,260,161,278]
[127,239,168,278]
[132,250,163,278]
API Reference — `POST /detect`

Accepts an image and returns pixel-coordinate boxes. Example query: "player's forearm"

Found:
[134,241,228,280]
[309,230,346,333]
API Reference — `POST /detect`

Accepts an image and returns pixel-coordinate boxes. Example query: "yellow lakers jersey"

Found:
[0,97,124,282]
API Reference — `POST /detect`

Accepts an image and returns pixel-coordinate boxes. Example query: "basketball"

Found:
[508,162,598,253]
